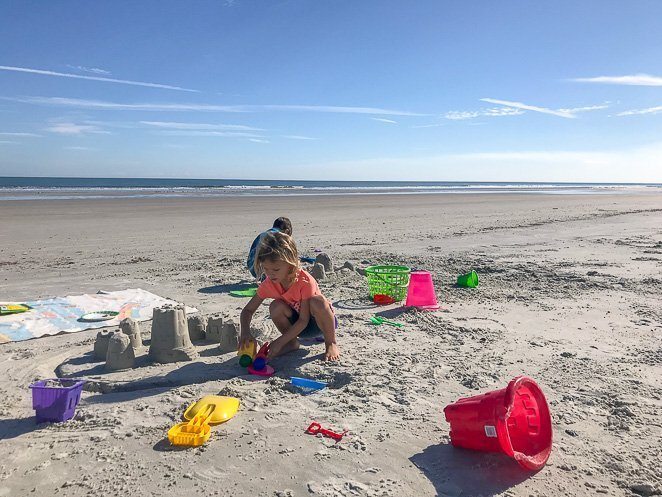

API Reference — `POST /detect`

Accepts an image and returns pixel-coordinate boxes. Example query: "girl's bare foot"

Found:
[325,343,340,361]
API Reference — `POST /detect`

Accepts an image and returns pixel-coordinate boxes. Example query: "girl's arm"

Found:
[239,295,264,348]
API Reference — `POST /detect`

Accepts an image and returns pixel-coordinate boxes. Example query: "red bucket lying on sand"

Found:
[443,376,553,471]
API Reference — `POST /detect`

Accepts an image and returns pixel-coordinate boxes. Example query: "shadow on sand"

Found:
[410,443,534,497]
[198,281,255,294]
[333,298,380,311]
[0,416,44,441]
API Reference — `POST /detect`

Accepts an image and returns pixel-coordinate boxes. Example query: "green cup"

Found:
[457,270,479,288]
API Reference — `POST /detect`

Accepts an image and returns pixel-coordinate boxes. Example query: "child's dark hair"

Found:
[254,231,300,277]
[272,217,292,235]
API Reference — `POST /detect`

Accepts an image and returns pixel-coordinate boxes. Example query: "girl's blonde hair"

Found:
[253,231,300,277]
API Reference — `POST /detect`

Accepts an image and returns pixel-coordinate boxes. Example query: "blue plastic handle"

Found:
[291,377,327,391]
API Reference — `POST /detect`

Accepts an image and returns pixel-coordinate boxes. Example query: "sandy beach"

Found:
[1,191,661,497]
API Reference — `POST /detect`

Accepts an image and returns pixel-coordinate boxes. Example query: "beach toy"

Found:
[443,376,553,471]
[0,303,30,316]
[168,404,215,447]
[306,422,347,442]
[29,379,85,423]
[183,395,240,425]
[291,377,327,393]
[229,286,258,298]
[251,342,270,371]
[247,364,275,377]
[405,270,440,310]
[237,339,258,367]
[373,294,396,305]
[365,265,411,301]
[79,310,119,322]
[369,316,403,328]
[300,256,316,264]
[457,270,479,288]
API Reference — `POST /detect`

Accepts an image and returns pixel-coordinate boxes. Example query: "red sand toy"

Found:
[443,376,553,471]
[306,422,347,442]
[247,342,275,377]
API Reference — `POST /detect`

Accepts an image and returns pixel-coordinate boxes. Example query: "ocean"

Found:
[0,177,659,201]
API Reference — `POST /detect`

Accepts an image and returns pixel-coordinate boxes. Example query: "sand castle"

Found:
[187,314,207,341]
[315,252,334,273]
[311,262,327,280]
[205,314,239,352]
[105,332,135,371]
[149,305,199,363]
[93,330,113,360]
[119,317,144,352]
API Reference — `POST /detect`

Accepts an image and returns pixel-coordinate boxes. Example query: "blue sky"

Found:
[1,0,661,182]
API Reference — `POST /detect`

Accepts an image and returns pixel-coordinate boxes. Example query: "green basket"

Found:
[365,265,411,301]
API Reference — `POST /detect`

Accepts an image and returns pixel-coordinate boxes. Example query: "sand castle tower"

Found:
[120,317,144,352]
[106,332,136,371]
[205,315,239,352]
[218,320,239,353]
[311,262,326,280]
[94,330,114,360]
[315,252,334,273]
[149,305,199,363]
[205,315,223,342]
[187,314,207,341]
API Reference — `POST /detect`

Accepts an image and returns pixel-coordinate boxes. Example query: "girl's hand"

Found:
[267,336,284,359]
[238,333,253,350]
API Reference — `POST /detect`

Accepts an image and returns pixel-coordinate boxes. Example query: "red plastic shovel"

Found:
[306,422,347,442]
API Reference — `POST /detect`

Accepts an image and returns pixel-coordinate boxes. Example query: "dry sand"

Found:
[0,192,661,497]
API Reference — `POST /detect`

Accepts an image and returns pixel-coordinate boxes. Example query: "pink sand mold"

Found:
[247,364,275,377]
[405,270,440,310]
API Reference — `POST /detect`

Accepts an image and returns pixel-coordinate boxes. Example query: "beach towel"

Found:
[0,288,197,342]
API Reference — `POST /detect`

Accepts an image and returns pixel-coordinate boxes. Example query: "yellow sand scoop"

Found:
[167,404,215,447]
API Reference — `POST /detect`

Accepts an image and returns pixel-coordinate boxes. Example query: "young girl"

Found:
[239,231,340,362]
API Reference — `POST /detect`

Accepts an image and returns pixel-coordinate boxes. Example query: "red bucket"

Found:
[443,376,553,471]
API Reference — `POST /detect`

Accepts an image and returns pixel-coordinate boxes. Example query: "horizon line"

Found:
[0,175,658,186]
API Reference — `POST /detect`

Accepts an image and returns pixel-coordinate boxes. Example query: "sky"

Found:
[1,0,662,182]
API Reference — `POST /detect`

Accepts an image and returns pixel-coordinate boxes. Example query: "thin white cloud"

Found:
[5,96,426,116]
[7,97,245,112]
[140,121,262,131]
[157,130,263,138]
[66,65,111,75]
[371,117,397,124]
[558,104,610,114]
[45,122,111,135]
[483,107,526,117]
[282,135,317,140]
[442,106,525,121]
[0,140,17,144]
[64,146,95,150]
[443,110,481,121]
[0,131,41,137]
[617,105,662,117]
[257,104,423,116]
[0,65,198,92]
[572,74,662,86]
[249,138,270,143]
[481,98,576,118]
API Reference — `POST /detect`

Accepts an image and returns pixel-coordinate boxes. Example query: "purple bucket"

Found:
[29,379,85,423]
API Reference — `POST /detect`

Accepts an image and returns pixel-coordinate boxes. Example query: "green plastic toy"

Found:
[229,287,258,298]
[369,316,404,328]
[457,270,479,288]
